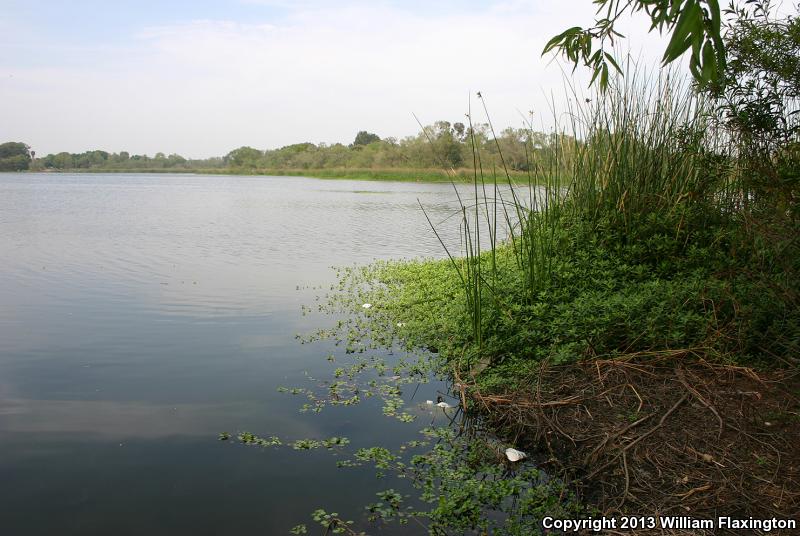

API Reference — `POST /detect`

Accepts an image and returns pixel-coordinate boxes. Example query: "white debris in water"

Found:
[436,401,454,409]
[505,448,527,462]
[426,400,434,405]
[362,303,372,309]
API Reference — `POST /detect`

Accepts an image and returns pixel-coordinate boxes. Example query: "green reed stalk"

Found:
[421,65,737,352]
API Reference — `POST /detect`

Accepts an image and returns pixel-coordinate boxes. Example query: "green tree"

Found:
[0,142,32,171]
[352,131,381,147]
[418,121,466,168]
[708,0,800,209]
[167,153,187,166]
[225,146,263,168]
[713,1,799,149]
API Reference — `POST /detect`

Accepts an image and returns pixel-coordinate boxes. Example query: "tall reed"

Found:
[424,67,734,350]
[565,70,733,240]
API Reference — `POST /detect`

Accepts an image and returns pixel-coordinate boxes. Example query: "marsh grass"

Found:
[226,166,537,183]
[423,69,752,359]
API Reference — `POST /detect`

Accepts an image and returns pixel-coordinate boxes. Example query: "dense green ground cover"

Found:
[337,207,798,394]
[331,72,799,391]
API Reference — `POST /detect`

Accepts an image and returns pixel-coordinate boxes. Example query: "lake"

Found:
[0,173,482,535]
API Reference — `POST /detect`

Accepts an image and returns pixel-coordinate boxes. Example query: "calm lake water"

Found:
[0,173,481,535]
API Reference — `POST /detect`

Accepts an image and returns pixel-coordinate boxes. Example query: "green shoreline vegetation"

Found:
[1,122,569,184]
[271,3,798,532]
[290,74,798,534]
[28,166,535,184]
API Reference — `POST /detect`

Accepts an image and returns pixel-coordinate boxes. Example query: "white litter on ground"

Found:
[505,448,527,462]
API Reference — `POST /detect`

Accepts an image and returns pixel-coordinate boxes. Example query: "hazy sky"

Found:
[0,0,673,158]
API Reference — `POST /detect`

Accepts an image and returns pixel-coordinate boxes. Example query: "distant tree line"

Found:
[2,121,577,174]
[224,122,576,173]
[29,150,225,171]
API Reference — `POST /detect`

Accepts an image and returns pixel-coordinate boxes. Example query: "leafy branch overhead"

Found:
[543,0,726,88]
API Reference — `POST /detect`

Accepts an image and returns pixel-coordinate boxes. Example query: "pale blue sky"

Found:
[0,1,671,157]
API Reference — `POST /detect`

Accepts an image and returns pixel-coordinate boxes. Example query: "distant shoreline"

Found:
[11,167,535,184]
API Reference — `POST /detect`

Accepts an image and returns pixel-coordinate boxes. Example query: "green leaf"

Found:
[542,26,583,54]
[600,62,610,89]
[662,0,701,63]
[604,52,623,73]
[700,39,716,82]
[668,0,684,21]
[707,0,721,35]
[589,65,603,87]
